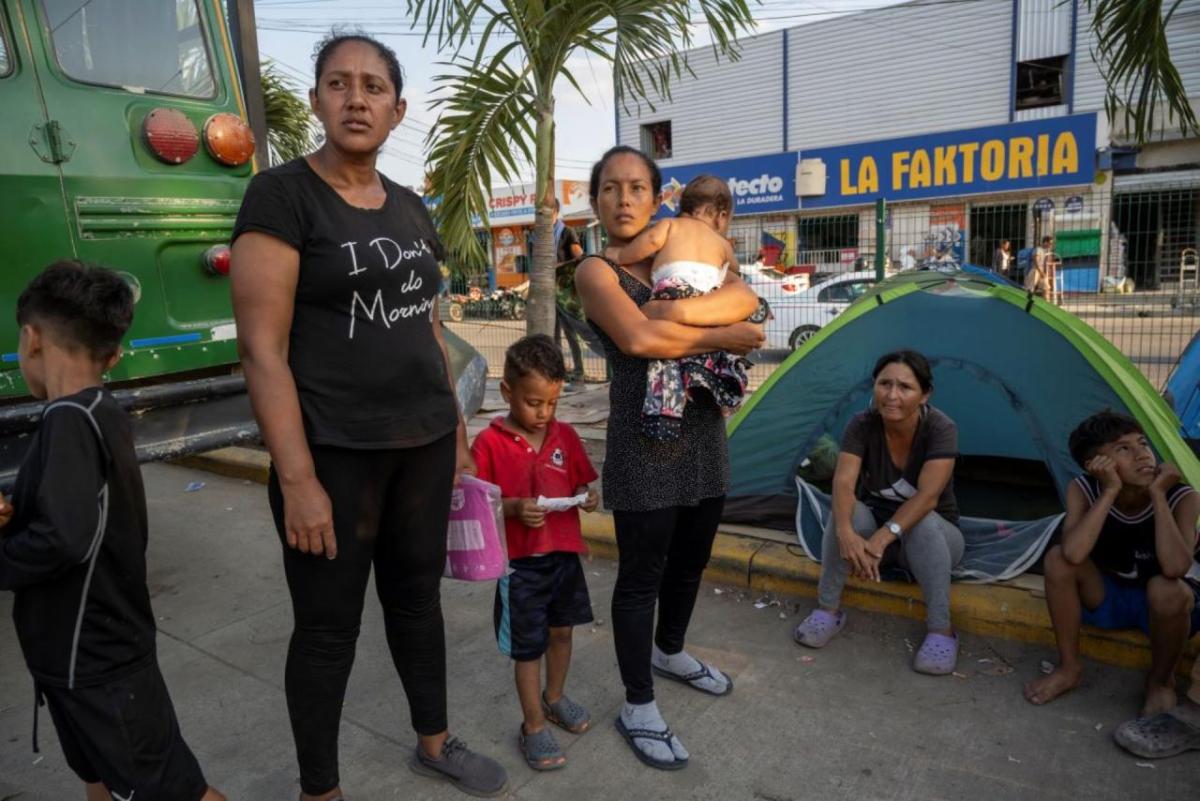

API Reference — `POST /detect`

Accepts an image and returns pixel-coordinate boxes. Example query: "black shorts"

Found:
[494,552,593,661]
[39,661,208,800]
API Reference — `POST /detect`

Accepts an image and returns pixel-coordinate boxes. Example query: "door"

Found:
[0,0,74,390]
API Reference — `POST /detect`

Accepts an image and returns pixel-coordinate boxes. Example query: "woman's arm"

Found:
[830,451,875,579]
[231,232,337,559]
[430,302,474,484]
[641,272,760,326]
[575,257,763,359]
[862,458,955,580]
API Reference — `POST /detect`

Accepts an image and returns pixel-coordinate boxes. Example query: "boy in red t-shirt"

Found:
[471,335,599,772]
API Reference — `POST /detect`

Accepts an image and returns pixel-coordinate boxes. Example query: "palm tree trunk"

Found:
[528,95,557,338]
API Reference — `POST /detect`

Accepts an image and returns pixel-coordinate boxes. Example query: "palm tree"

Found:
[409,0,756,336]
[260,61,318,166]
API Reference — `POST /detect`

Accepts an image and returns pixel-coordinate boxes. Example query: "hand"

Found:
[719,321,766,355]
[455,438,476,486]
[1085,454,1122,495]
[1150,462,1181,498]
[516,498,547,528]
[580,488,599,513]
[863,529,896,582]
[836,530,874,581]
[640,299,678,322]
[0,492,12,529]
[281,475,337,559]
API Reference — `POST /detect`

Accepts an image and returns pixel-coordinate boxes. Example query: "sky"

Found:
[253,0,916,190]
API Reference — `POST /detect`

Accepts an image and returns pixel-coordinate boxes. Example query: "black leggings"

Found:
[611,496,724,705]
[267,434,456,796]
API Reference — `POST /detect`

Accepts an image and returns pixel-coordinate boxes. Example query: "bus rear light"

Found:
[142,108,199,164]
[203,113,255,166]
[203,245,232,276]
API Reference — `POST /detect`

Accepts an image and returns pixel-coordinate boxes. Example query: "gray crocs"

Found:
[1114,712,1200,759]
[543,692,591,734]
[410,737,509,797]
[793,609,846,649]
[519,725,566,771]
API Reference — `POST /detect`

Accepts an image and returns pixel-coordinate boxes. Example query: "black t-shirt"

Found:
[1075,475,1198,587]
[556,224,582,264]
[233,159,458,448]
[841,406,960,524]
[0,388,156,687]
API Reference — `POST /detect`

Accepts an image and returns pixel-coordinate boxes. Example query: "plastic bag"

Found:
[445,475,509,581]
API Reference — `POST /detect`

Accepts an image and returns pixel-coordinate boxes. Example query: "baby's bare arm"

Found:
[609,220,671,265]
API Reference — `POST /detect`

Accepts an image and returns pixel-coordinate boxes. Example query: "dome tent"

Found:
[725,271,1200,579]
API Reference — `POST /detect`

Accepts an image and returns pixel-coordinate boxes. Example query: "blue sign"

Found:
[1034,197,1055,213]
[799,113,1097,208]
[655,152,799,218]
[1065,194,1084,213]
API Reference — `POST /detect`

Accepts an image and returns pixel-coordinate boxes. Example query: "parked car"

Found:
[744,269,878,350]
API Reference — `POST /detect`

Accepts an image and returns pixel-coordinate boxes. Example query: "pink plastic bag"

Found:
[444,475,509,581]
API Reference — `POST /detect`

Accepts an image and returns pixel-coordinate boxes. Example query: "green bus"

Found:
[0,0,485,482]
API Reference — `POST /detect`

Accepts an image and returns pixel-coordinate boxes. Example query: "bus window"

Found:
[40,0,215,98]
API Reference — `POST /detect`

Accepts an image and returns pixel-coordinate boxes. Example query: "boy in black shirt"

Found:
[0,261,224,801]
[1025,411,1200,717]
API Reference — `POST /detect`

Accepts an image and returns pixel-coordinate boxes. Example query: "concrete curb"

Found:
[178,447,1196,673]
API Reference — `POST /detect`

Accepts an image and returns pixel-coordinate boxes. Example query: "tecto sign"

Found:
[655,152,799,218]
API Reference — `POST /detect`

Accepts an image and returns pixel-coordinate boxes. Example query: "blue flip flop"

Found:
[614,717,688,771]
[651,661,734,696]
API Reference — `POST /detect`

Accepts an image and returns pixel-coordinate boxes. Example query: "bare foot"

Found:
[1142,680,1178,717]
[1024,664,1083,705]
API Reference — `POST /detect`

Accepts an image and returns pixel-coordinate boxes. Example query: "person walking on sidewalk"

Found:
[794,350,965,675]
[575,146,765,770]
[230,33,506,801]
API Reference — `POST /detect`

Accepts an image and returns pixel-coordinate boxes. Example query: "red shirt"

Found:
[471,417,599,560]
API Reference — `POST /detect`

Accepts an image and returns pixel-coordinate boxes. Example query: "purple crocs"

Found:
[913,632,959,675]
[793,609,846,649]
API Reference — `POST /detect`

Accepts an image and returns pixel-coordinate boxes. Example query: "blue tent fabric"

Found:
[1167,331,1200,440]
[794,477,1062,583]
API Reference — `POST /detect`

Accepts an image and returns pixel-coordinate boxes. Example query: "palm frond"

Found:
[260,61,317,164]
[424,55,537,267]
[1087,0,1198,142]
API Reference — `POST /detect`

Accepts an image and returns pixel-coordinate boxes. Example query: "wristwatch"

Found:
[886,520,903,538]
[748,297,771,324]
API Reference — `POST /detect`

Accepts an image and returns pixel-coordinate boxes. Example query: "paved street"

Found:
[2,463,1196,800]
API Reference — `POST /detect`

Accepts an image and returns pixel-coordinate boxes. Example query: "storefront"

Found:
[479,179,597,288]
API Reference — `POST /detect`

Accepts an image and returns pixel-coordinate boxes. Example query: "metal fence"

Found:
[444,181,1200,395]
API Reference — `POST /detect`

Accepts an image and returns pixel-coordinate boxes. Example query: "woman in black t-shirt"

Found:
[793,350,966,676]
[575,146,765,770]
[230,34,505,800]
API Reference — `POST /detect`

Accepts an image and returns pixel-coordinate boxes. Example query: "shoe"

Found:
[410,737,509,798]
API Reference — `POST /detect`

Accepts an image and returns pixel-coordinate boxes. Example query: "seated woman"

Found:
[793,350,966,675]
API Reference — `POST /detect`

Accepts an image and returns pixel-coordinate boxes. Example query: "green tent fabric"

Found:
[726,271,1200,525]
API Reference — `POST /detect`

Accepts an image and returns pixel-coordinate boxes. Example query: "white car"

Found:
[743,268,878,350]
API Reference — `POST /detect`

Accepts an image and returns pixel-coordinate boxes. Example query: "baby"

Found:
[606,174,758,440]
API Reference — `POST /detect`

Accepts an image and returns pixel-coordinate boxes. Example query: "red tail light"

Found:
[203,113,255,166]
[203,245,232,276]
[142,108,199,164]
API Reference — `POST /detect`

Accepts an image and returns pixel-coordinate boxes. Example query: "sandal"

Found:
[651,661,734,697]
[1114,711,1200,759]
[543,692,591,734]
[614,716,687,771]
[518,725,566,771]
[793,609,846,649]
[913,632,959,675]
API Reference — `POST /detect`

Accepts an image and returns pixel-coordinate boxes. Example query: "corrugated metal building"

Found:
[616,0,1200,289]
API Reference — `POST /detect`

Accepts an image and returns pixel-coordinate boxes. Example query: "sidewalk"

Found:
[1,463,1196,800]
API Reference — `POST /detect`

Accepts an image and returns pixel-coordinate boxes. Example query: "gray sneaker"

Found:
[410,737,509,798]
